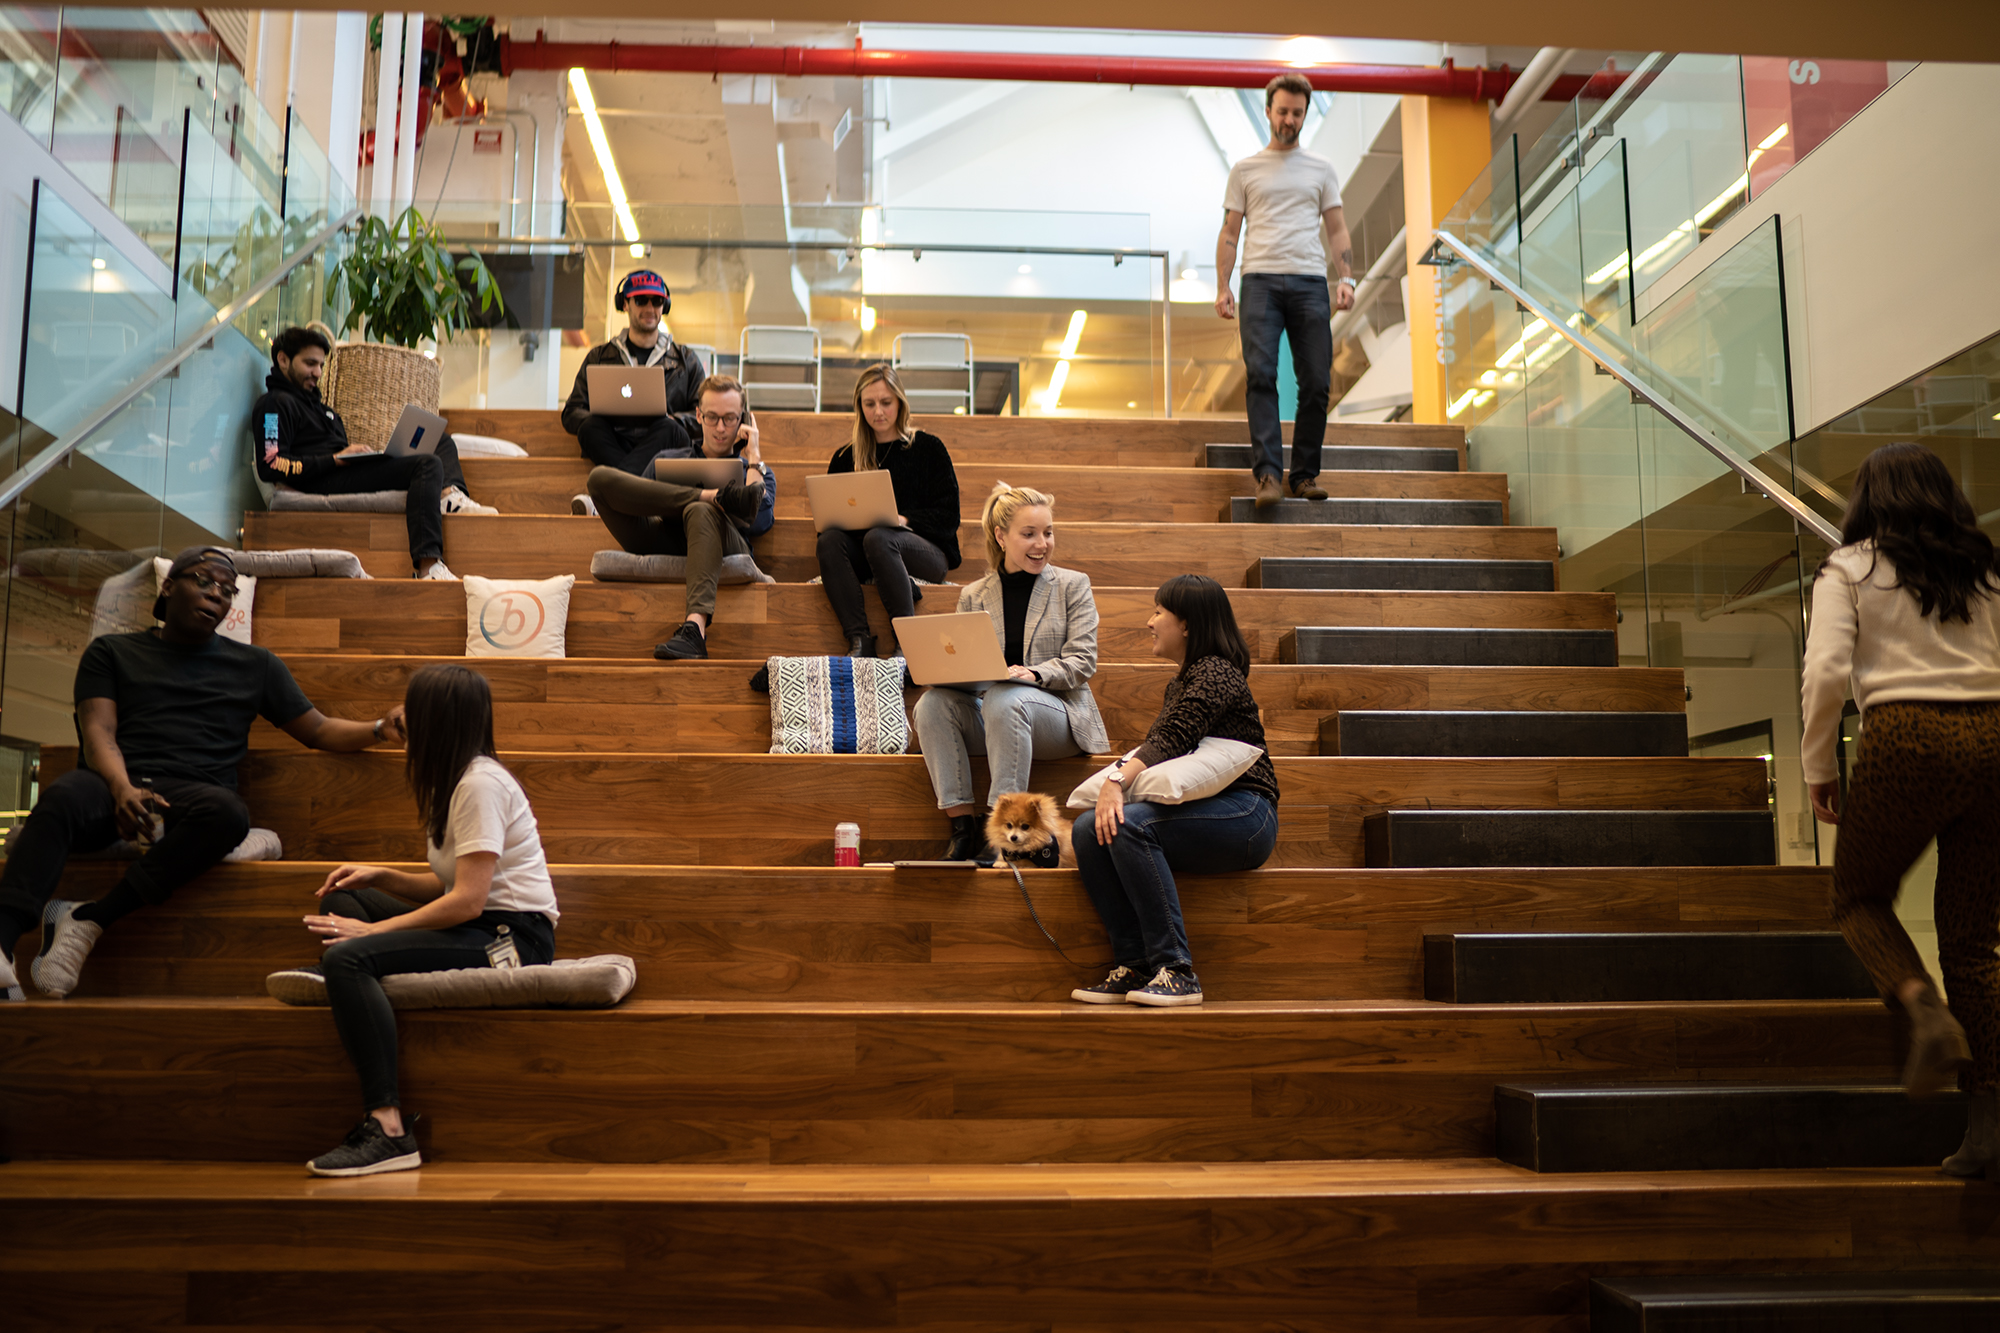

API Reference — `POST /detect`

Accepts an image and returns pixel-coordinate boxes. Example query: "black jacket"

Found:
[561,336,707,436]
[826,430,962,568]
[251,371,350,483]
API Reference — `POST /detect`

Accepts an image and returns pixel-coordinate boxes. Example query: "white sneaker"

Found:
[571,493,597,517]
[440,487,498,516]
[0,945,21,1001]
[31,900,102,999]
[418,560,458,581]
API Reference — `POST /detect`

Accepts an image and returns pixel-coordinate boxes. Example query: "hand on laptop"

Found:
[336,444,379,458]
[1006,665,1039,684]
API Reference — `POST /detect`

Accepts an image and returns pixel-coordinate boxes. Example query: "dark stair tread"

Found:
[1365,809,1778,869]
[1591,1271,2000,1333]
[1423,930,1874,1002]
[1330,709,1688,757]
[1250,556,1554,591]
[1225,497,1504,525]
[1496,1082,1968,1173]
[1205,443,1461,471]
[1285,627,1619,668]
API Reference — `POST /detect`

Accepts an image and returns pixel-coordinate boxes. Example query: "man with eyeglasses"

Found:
[561,270,708,490]
[583,375,777,661]
[0,548,408,1002]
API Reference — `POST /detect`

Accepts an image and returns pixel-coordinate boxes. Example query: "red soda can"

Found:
[834,822,861,867]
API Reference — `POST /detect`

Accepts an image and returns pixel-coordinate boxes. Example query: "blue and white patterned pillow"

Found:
[768,655,909,754]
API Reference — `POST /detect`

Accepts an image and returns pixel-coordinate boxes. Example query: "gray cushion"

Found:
[224,548,370,579]
[270,487,406,513]
[268,955,638,1009]
[590,550,774,584]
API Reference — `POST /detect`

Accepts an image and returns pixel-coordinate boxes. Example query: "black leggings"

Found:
[320,888,555,1110]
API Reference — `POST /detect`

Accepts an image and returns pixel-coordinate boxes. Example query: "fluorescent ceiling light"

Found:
[1586,250,1631,285]
[1757,122,1790,151]
[570,69,641,256]
[1446,387,1480,418]
[1694,173,1748,226]
[1494,318,1549,369]
[1058,309,1088,360]
[859,305,877,332]
[1042,358,1071,409]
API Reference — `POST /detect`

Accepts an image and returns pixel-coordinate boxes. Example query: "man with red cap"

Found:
[561,270,709,487]
[0,547,407,1002]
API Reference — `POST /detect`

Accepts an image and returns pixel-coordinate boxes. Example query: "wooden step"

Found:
[1286,626,1620,667]
[22,862,1835,1002]
[0,997,1900,1165]
[1248,555,1555,591]
[1206,443,1462,471]
[252,658,1688,757]
[1328,710,1690,757]
[32,749,1766,866]
[245,513,1562,585]
[457,458,1509,521]
[1590,1272,2000,1332]
[2,1158,1973,1331]
[248,579,1615,662]
[1227,495,1506,525]
[1495,1083,1967,1173]
[1365,809,1778,868]
[1423,931,1874,1003]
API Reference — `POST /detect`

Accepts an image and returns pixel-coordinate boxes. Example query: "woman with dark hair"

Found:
[817,364,962,658]
[285,663,559,1176]
[1804,441,2000,1178]
[1070,574,1278,1007]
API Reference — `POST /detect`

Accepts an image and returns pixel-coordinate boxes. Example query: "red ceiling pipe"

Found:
[500,36,1572,101]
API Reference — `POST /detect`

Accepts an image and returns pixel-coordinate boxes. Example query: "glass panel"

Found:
[0,5,60,144]
[1616,53,1749,298]
[178,115,284,337]
[1741,57,1911,199]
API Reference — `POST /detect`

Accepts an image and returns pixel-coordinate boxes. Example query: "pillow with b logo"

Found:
[464,574,576,659]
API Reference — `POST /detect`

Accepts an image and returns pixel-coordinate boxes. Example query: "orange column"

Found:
[1401,94,1493,424]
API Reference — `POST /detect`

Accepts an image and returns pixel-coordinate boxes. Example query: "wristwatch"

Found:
[1338,275,1358,288]
[372,717,385,741]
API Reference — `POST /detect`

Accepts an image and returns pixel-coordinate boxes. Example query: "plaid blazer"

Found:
[956,564,1109,754]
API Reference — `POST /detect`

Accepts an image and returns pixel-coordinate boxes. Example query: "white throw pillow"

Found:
[464,574,576,658]
[451,433,530,457]
[1067,737,1265,809]
[152,558,256,644]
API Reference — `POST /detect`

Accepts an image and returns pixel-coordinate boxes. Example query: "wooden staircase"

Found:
[1,410,1974,1331]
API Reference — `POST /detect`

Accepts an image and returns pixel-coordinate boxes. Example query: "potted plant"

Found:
[321,205,504,448]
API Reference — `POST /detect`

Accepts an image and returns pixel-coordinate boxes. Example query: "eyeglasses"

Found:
[699,412,742,428]
[185,570,239,599]
[627,295,665,308]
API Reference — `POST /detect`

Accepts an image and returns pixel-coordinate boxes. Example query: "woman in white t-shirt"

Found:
[1803,442,2000,1180]
[286,663,559,1177]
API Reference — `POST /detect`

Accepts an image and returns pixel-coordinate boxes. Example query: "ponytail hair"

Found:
[981,480,1055,573]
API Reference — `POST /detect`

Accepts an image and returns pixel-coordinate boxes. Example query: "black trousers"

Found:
[575,414,693,476]
[0,769,250,939]
[816,525,949,640]
[320,887,556,1110]
[284,434,475,568]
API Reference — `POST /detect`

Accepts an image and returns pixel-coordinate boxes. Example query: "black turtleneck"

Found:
[1000,566,1038,667]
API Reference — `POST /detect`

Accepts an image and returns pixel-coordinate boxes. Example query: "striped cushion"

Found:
[768,655,910,755]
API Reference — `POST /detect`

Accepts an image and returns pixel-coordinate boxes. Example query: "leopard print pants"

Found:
[1830,700,2000,1091]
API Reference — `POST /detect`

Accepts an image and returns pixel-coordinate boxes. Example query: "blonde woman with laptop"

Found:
[912,481,1108,861]
[817,365,962,658]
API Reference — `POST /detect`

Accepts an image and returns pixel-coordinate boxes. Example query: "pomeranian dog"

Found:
[986,792,1075,869]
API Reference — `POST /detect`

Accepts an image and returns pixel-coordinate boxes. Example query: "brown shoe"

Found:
[1904,984,1972,1097]
[1288,475,1328,501]
[1254,473,1284,508]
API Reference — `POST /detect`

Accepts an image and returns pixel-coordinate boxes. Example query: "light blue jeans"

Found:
[913,682,1080,809]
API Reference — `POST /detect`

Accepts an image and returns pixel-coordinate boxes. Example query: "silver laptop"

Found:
[383,404,450,457]
[587,364,668,416]
[647,456,748,487]
[894,611,1010,688]
[806,470,900,532]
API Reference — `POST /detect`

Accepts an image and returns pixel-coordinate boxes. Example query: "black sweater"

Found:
[252,371,350,483]
[1131,655,1280,806]
[826,430,962,568]
[560,336,706,437]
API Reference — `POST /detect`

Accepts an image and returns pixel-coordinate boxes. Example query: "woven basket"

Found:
[323,342,442,450]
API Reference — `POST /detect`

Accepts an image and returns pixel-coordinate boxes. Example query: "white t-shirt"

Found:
[1223,147,1343,277]
[427,755,560,925]
[1800,542,2000,782]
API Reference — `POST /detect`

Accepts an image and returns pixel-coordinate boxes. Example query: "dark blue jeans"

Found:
[1072,788,1278,974]
[1239,273,1332,484]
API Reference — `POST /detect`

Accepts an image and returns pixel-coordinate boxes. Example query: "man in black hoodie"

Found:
[251,327,497,580]
[560,270,707,482]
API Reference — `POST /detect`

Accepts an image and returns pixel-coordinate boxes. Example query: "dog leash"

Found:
[999,857,1109,970]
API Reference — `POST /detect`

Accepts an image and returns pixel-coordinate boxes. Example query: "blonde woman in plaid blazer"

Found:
[913,482,1109,861]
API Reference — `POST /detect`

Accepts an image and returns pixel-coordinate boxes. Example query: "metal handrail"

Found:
[1427,226,1841,546]
[0,206,360,514]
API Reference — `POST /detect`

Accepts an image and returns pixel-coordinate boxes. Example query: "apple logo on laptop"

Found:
[941,636,957,656]
[620,383,633,398]
[846,495,858,507]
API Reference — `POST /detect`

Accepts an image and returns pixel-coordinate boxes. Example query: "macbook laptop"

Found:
[894,611,1010,688]
[383,404,450,457]
[587,364,668,416]
[805,470,900,532]
[647,456,749,487]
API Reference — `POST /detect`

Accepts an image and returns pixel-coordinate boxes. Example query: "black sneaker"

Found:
[1071,965,1148,1004]
[307,1116,422,1177]
[1127,965,1203,1007]
[654,620,708,660]
[716,478,760,524]
[266,964,327,1006]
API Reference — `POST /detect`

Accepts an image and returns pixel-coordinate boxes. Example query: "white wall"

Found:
[1645,61,2000,434]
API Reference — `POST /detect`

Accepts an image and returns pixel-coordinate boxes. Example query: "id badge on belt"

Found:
[484,923,522,970]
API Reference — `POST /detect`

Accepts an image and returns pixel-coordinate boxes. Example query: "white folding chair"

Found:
[739,326,821,412]
[893,332,975,416]
[683,343,718,379]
